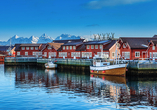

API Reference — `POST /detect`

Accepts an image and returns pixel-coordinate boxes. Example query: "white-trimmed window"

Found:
[17,52,20,55]
[22,47,25,50]
[95,45,98,49]
[73,46,76,49]
[152,46,155,50]
[87,45,89,49]
[59,52,67,57]
[112,52,115,58]
[100,45,103,49]
[122,52,130,59]
[82,52,92,57]
[150,52,152,58]
[49,52,56,57]
[71,52,80,57]
[153,52,157,58]
[123,44,126,48]
[97,52,109,58]
[35,47,38,50]
[44,52,47,57]
[26,47,29,50]
[135,52,140,57]
[91,45,94,49]
[31,47,34,50]
[47,46,51,50]
[25,52,28,56]
[70,46,72,50]
[63,46,65,50]
[66,46,69,50]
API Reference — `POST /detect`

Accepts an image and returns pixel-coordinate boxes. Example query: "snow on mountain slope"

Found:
[55,34,81,40]
[0,34,81,45]
[37,33,53,43]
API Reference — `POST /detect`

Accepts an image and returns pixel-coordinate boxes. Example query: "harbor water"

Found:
[0,64,157,110]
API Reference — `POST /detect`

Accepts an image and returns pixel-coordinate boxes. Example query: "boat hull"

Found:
[90,64,127,76]
[45,63,57,69]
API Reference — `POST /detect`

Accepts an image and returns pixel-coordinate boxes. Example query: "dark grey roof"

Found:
[103,40,117,50]
[20,44,41,47]
[119,37,157,49]
[0,46,14,51]
[84,40,111,45]
[14,44,21,51]
[75,44,86,51]
[63,41,83,46]
[53,39,84,43]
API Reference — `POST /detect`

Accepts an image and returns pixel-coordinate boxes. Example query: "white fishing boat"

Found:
[90,42,128,76]
[90,57,128,76]
[45,61,57,69]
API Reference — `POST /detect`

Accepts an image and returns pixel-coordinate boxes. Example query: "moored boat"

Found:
[90,57,128,76]
[45,61,57,69]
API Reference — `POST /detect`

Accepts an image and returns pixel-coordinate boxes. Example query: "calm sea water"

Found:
[0,64,157,110]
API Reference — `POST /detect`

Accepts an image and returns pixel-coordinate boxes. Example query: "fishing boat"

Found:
[45,61,57,69]
[90,57,128,76]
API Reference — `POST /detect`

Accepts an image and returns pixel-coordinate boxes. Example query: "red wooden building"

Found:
[57,40,118,59]
[118,37,157,60]
[41,43,64,58]
[147,40,157,59]
[15,44,46,57]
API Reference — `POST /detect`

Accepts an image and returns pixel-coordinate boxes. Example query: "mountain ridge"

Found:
[0,34,81,45]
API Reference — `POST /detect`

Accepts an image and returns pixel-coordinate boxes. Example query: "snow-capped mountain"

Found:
[55,34,81,40]
[29,36,39,43]
[37,33,53,43]
[0,34,82,45]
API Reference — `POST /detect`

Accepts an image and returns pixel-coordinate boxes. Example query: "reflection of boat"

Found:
[45,61,57,69]
[90,74,126,84]
[45,69,56,75]
[90,57,128,76]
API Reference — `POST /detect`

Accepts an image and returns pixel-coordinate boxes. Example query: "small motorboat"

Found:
[45,61,57,69]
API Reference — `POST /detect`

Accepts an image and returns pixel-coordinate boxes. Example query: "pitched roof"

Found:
[103,40,117,50]
[20,44,41,47]
[0,46,14,51]
[119,37,157,49]
[39,44,47,51]
[48,43,64,50]
[84,40,111,45]
[53,39,84,43]
[151,40,157,46]
[62,41,83,46]
[75,44,86,51]
[14,44,21,51]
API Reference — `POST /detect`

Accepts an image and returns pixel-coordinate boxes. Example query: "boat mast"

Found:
[10,37,11,56]
[115,41,117,64]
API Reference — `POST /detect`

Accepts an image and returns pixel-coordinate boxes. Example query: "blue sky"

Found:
[0,0,157,41]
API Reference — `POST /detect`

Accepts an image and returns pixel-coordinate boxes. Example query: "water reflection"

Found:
[3,66,157,109]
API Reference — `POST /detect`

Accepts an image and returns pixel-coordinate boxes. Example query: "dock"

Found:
[4,57,157,73]
[4,57,92,71]
[128,59,157,70]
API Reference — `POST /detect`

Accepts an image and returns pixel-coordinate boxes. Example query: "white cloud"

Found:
[85,0,152,9]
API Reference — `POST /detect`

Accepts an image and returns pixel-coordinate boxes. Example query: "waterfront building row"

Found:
[1,35,157,60]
